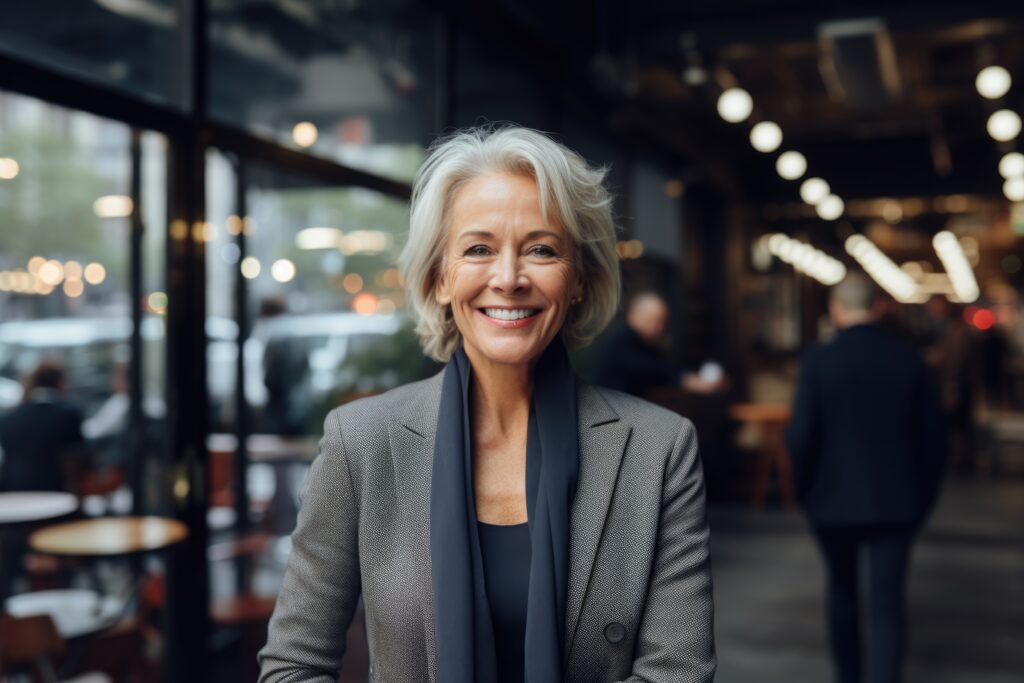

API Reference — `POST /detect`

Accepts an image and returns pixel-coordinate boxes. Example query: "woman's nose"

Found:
[489,251,528,293]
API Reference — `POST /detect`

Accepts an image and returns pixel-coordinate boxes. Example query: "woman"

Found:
[259,126,715,682]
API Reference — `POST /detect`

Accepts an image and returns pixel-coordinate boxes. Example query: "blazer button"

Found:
[604,622,626,643]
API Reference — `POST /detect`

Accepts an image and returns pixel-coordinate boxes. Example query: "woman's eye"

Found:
[529,245,556,257]
[464,245,490,257]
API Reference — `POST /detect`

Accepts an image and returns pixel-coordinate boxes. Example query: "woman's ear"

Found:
[434,270,451,305]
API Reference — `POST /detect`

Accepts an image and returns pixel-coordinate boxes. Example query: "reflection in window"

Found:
[208,0,440,182]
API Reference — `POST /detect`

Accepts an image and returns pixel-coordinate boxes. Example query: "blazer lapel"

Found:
[390,371,444,683]
[564,382,630,662]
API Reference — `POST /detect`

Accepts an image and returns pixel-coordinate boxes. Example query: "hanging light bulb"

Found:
[987,110,1022,142]
[717,88,753,123]
[799,177,831,205]
[750,121,783,153]
[776,151,807,180]
[816,195,845,220]
[976,66,1012,100]
[998,152,1024,179]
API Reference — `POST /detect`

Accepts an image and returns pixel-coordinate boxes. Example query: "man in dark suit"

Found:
[787,274,947,683]
[594,291,681,397]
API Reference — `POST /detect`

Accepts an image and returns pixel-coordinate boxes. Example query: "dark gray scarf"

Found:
[431,341,579,682]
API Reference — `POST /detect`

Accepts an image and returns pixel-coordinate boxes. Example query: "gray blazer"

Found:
[258,371,715,682]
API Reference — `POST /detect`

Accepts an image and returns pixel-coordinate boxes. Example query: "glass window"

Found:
[0,1,190,109]
[208,0,441,182]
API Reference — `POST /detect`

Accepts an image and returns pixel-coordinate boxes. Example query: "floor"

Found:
[710,478,1024,683]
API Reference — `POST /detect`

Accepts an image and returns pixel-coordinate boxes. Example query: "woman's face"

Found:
[436,172,580,371]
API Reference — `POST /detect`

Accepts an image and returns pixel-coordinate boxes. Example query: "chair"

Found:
[0,613,112,683]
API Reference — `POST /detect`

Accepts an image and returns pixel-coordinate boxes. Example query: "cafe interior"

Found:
[0,1,1022,681]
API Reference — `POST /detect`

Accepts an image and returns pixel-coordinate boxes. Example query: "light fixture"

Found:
[987,110,1022,142]
[271,259,297,283]
[84,263,106,285]
[716,88,753,123]
[292,122,318,148]
[0,158,19,180]
[63,261,83,281]
[38,260,64,286]
[976,65,1012,100]
[845,235,921,303]
[999,152,1024,179]
[799,177,830,205]
[765,233,846,285]
[816,194,845,220]
[750,121,783,153]
[1004,177,1024,202]
[933,231,979,303]
[776,151,807,180]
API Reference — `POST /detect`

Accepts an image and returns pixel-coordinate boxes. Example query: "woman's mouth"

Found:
[480,307,541,323]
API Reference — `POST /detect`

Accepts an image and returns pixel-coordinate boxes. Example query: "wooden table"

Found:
[5,588,124,639]
[29,517,188,558]
[0,492,79,526]
[728,403,796,509]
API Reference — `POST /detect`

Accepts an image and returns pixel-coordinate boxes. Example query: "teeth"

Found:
[483,308,537,321]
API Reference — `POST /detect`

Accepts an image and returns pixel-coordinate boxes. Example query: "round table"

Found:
[0,492,79,525]
[29,516,188,558]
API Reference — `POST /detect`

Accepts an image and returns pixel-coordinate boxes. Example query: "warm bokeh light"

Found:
[845,234,921,303]
[226,215,243,236]
[799,177,830,205]
[976,66,1012,100]
[353,292,378,316]
[616,240,644,259]
[766,233,846,285]
[296,227,342,250]
[377,268,401,289]
[932,231,979,303]
[38,260,65,286]
[63,279,84,298]
[750,121,783,153]
[0,157,19,180]
[1003,177,1024,202]
[93,195,134,218]
[240,257,261,279]
[271,259,297,283]
[339,230,392,255]
[147,291,168,313]
[84,262,106,285]
[63,260,83,281]
[27,256,45,275]
[292,122,319,148]
[717,88,753,123]
[342,273,364,293]
[987,110,1022,142]
[815,195,845,221]
[377,298,397,316]
[998,152,1024,179]
[776,151,807,180]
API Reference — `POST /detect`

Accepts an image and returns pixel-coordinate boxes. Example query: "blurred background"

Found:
[0,1,1021,681]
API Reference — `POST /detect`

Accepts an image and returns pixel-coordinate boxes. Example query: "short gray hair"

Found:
[831,271,881,312]
[398,125,621,361]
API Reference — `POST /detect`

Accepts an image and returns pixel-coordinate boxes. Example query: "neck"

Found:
[465,351,533,437]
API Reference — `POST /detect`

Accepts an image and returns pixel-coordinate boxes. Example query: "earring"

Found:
[571,296,583,305]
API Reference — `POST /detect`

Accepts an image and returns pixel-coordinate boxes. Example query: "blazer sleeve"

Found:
[258,409,362,682]
[618,418,716,683]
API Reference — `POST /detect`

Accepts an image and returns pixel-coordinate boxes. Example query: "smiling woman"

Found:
[259,126,716,683]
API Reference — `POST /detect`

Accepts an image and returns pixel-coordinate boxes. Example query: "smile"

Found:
[481,308,540,321]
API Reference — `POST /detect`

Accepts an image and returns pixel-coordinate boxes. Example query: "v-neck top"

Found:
[477,520,531,683]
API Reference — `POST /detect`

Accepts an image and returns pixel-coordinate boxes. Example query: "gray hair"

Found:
[831,271,881,312]
[398,125,621,361]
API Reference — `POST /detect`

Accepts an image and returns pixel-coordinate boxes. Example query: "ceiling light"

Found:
[1004,177,1024,202]
[776,151,807,180]
[271,259,297,283]
[845,235,920,303]
[998,152,1024,179]
[717,88,753,123]
[933,231,979,303]
[240,257,261,279]
[976,65,1012,100]
[816,194,845,220]
[800,177,830,205]
[987,110,1022,142]
[750,121,783,153]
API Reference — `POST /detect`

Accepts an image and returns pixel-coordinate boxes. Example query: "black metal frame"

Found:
[0,7,414,679]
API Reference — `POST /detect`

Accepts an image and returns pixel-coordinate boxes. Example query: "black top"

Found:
[786,324,948,526]
[592,326,679,398]
[477,521,531,683]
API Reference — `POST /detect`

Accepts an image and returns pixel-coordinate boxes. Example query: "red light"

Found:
[972,308,995,331]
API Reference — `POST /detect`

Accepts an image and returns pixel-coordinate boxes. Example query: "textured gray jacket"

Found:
[258,371,715,682]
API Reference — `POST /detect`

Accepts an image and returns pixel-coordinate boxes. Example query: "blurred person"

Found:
[923,295,975,473]
[259,126,715,682]
[0,359,87,492]
[260,296,312,436]
[82,362,166,441]
[787,273,947,683]
[593,290,684,397]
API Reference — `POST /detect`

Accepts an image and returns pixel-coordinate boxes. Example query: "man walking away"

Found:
[787,273,948,683]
